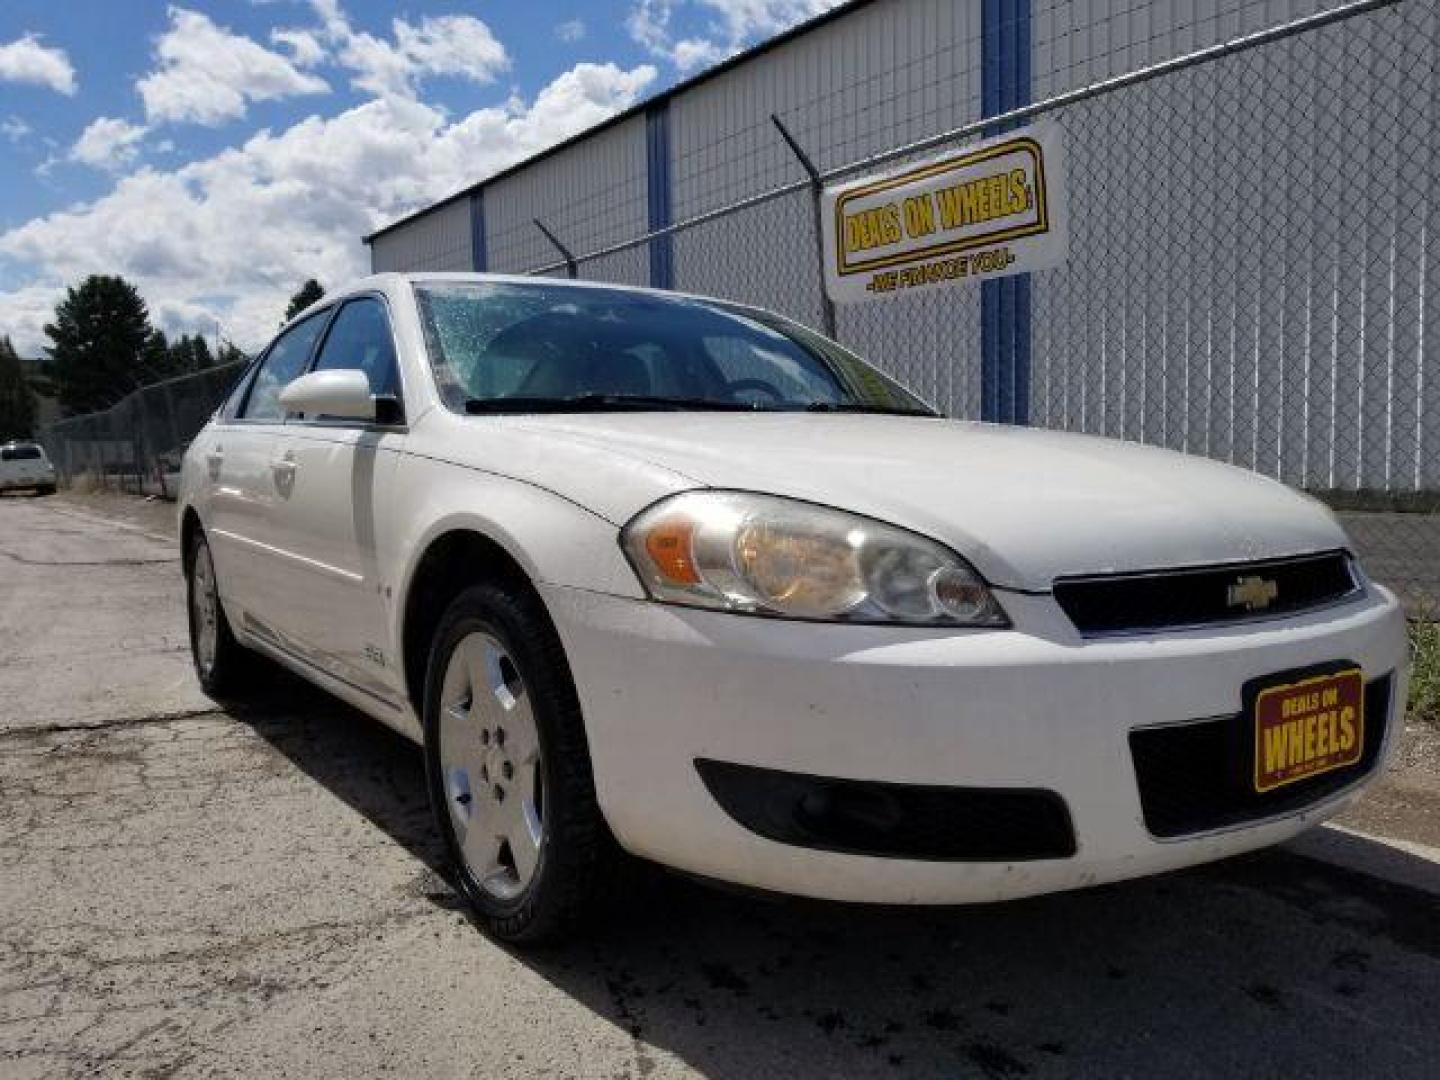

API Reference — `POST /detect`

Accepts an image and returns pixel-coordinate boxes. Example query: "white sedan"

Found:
[179,273,1409,942]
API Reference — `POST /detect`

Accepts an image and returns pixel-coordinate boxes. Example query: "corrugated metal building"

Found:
[366,0,1438,493]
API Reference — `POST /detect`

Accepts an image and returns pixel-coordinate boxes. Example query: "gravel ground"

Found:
[1,493,1437,1079]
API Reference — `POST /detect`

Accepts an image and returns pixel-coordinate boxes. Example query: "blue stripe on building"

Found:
[981,0,1031,424]
[469,189,487,272]
[645,103,674,290]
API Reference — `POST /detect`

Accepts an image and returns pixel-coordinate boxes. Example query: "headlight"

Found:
[620,491,1008,626]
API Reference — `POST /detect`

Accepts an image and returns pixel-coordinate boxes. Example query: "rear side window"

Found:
[1,445,42,461]
[241,313,328,421]
[312,298,399,400]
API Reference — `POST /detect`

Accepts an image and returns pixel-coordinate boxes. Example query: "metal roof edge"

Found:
[363,0,877,244]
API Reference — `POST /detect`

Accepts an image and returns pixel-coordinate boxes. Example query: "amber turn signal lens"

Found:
[644,518,701,584]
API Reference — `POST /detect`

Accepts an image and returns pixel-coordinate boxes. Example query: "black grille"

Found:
[1054,551,1358,636]
[695,759,1076,862]
[1130,674,1391,839]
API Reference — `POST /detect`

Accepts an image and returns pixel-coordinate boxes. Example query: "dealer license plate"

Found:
[1252,668,1364,793]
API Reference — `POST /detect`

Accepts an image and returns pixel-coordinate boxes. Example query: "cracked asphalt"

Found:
[2,494,1438,1079]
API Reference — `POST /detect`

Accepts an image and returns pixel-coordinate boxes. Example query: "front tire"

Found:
[422,582,617,943]
[186,529,250,697]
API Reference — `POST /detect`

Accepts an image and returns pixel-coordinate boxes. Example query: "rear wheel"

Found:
[187,530,251,697]
[423,582,617,943]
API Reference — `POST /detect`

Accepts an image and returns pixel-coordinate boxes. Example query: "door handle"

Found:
[270,451,297,493]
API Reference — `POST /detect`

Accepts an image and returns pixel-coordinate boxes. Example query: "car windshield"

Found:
[1,445,42,461]
[413,281,936,416]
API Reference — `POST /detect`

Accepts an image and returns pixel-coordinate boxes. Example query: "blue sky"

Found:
[0,1,837,355]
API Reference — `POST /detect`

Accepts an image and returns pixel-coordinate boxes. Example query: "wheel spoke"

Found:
[456,816,504,882]
[475,638,521,713]
[502,697,540,767]
[442,702,487,777]
[507,796,543,886]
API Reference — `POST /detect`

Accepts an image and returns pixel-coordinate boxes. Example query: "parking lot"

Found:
[2,494,1438,1079]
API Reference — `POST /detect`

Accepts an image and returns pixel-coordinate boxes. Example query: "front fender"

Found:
[384,452,647,663]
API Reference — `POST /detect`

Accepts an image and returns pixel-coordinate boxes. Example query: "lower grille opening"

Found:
[695,759,1076,862]
[1130,673,1392,839]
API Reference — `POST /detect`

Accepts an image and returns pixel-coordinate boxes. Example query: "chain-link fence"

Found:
[38,362,245,497]
[517,0,1438,619]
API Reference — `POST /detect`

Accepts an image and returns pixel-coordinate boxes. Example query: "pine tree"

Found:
[139,330,174,383]
[284,279,325,324]
[191,335,214,370]
[216,341,250,368]
[0,336,37,441]
[167,335,194,374]
[44,275,153,414]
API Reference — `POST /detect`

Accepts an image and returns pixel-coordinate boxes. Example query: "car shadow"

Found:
[234,679,1440,1079]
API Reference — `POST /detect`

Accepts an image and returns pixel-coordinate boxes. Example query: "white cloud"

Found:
[270,28,326,68]
[628,0,839,71]
[0,284,65,359]
[138,7,330,126]
[698,0,841,42]
[0,60,657,356]
[626,0,673,57]
[556,19,586,43]
[307,2,509,100]
[69,117,148,172]
[0,33,77,96]
[394,16,507,83]
[1,116,31,143]
[671,38,725,71]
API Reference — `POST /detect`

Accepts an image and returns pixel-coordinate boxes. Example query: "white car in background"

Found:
[179,274,1409,943]
[0,442,57,496]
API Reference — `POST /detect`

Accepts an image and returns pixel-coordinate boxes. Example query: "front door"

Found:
[206,309,330,642]
[261,296,408,708]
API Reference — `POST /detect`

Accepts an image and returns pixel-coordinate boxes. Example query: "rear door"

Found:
[203,311,330,642]
[262,295,407,706]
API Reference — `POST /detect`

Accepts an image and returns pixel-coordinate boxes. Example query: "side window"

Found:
[240,314,328,421]
[312,298,399,403]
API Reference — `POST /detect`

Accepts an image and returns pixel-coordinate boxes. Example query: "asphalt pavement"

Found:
[1,494,1437,1079]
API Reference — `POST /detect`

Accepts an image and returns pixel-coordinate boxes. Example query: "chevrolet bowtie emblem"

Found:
[1227,575,1279,611]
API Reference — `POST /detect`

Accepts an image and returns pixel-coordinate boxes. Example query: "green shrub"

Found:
[1411,621,1439,728]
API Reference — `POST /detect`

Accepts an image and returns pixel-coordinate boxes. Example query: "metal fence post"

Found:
[533,218,579,279]
[770,114,837,340]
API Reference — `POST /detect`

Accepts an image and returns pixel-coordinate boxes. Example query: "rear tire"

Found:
[186,529,251,697]
[422,582,618,944]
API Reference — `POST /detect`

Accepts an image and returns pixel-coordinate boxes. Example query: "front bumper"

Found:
[543,582,1409,904]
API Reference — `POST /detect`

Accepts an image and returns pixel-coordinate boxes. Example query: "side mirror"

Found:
[279,369,375,421]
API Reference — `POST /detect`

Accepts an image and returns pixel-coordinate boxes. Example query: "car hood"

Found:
[504,412,1349,592]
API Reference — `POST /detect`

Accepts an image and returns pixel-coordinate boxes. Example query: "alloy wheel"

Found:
[438,631,545,900]
[191,542,220,677]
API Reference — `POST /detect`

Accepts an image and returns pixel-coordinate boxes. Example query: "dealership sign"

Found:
[821,123,1067,303]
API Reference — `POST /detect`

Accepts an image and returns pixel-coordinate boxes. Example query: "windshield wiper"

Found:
[464,393,773,414]
[804,401,940,417]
